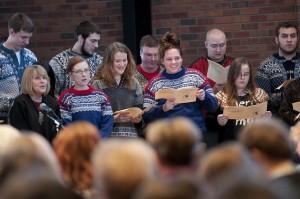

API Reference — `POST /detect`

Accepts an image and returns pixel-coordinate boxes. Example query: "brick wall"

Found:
[0,0,123,64]
[152,0,298,68]
[0,0,298,69]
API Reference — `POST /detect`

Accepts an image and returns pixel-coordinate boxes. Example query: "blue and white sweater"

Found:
[143,67,218,133]
[255,53,300,115]
[58,86,114,138]
[0,43,37,118]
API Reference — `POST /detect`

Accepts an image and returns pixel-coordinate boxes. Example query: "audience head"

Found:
[7,13,34,51]
[21,65,51,96]
[0,133,63,187]
[53,121,100,191]
[139,35,160,69]
[198,142,264,197]
[214,181,280,199]
[94,42,136,88]
[0,177,83,199]
[275,21,298,56]
[223,57,256,105]
[159,32,183,74]
[205,28,227,62]
[133,175,204,199]
[92,138,157,199]
[0,125,21,154]
[146,117,202,167]
[290,121,300,156]
[239,118,293,166]
[74,20,100,56]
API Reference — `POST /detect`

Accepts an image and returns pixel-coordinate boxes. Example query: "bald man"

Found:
[190,29,234,94]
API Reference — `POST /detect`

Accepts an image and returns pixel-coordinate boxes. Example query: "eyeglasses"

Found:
[72,68,90,74]
[239,73,250,78]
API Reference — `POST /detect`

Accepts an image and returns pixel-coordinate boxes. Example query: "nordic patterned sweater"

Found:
[143,67,218,133]
[255,53,300,115]
[58,85,114,138]
[0,43,37,118]
[49,49,102,99]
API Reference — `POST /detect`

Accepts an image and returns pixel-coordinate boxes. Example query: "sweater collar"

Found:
[162,66,186,79]
[69,85,94,95]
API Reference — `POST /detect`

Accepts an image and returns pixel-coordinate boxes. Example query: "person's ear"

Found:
[9,29,15,37]
[204,41,208,48]
[275,37,279,45]
[78,35,84,44]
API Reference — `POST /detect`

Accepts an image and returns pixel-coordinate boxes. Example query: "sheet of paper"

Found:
[114,107,142,118]
[155,87,198,104]
[292,102,300,112]
[207,60,230,83]
[276,79,294,90]
[223,101,268,119]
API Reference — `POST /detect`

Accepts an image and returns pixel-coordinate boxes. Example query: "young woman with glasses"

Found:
[58,56,114,138]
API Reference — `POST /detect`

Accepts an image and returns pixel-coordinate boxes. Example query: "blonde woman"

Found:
[9,65,60,143]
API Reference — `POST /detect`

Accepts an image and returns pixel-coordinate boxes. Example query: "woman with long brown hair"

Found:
[90,42,143,137]
[214,57,271,142]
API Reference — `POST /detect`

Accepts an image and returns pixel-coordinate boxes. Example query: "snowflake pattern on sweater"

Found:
[0,43,37,116]
[49,49,102,99]
[143,67,218,133]
[58,86,113,138]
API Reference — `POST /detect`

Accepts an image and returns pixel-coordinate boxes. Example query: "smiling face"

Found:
[32,70,48,97]
[234,64,250,91]
[162,48,183,74]
[69,61,91,90]
[113,51,128,78]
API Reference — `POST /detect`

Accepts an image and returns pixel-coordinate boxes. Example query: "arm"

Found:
[9,98,31,130]
[57,95,72,125]
[278,82,299,126]
[199,84,218,113]
[99,101,114,138]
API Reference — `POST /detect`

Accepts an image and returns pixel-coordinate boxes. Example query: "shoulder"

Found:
[189,56,207,68]
[49,49,70,64]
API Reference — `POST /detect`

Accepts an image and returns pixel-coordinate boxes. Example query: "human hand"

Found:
[132,114,142,123]
[196,89,206,101]
[217,114,229,126]
[114,112,133,123]
[213,83,225,93]
[162,98,177,112]
[261,111,272,119]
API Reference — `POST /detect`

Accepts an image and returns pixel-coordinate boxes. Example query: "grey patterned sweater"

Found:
[90,77,143,137]
[49,49,102,99]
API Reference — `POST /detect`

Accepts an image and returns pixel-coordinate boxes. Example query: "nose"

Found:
[24,38,30,45]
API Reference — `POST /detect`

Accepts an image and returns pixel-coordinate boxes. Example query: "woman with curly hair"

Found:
[143,32,218,135]
[90,42,143,137]
[52,121,100,199]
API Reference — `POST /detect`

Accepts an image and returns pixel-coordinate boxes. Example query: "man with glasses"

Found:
[48,20,102,99]
[190,28,234,94]
[256,22,300,116]
[134,35,163,93]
